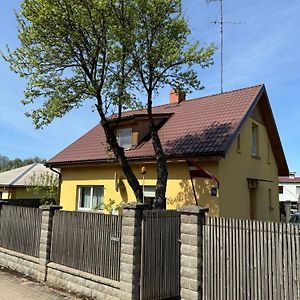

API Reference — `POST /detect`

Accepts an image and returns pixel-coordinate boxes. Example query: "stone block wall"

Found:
[0,247,39,278]
[0,202,208,300]
[47,262,120,300]
[0,203,150,300]
[119,203,148,300]
[178,205,208,300]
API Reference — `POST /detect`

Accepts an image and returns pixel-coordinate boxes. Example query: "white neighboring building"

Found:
[0,163,58,200]
[279,172,300,217]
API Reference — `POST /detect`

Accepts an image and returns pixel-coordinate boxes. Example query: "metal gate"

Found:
[140,210,181,300]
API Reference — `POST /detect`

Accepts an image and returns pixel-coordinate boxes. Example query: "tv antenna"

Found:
[207,0,245,93]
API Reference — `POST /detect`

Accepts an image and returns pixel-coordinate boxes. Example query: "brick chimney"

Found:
[169,89,186,104]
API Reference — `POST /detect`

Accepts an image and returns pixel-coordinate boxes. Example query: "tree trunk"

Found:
[147,92,168,209]
[150,125,168,209]
[96,96,143,203]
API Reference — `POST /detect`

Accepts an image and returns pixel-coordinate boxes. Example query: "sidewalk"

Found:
[0,268,83,300]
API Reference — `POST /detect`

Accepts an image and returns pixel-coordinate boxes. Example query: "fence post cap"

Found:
[177,205,209,215]
[121,202,149,210]
[39,204,62,211]
[0,200,9,205]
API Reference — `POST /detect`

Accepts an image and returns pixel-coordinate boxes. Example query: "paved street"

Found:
[0,268,82,300]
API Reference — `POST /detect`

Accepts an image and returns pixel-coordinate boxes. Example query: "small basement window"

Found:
[117,128,132,150]
[78,186,104,210]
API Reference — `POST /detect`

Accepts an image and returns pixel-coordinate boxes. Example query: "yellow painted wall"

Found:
[58,116,280,222]
[218,117,280,221]
[59,161,220,214]
[166,162,220,216]
[15,187,42,199]
[0,187,42,200]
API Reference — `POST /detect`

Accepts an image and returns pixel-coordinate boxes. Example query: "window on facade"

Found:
[268,188,273,209]
[236,134,241,152]
[267,143,271,163]
[78,186,104,210]
[251,124,258,156]
[117,128,132,150]
[278,186,283,194]
[296,186,300,200]
[143,186,156,208]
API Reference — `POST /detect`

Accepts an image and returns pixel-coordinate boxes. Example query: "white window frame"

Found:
[117,128,132,150]
[296,186,300,200]
[77,185,104,211]
[142,186,156,207]
[279,185,283,194]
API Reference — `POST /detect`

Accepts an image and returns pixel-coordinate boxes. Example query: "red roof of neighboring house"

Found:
[47,84,289,175]
[279,177,300,183]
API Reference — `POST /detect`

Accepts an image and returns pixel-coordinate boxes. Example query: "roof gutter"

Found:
[45,152,225,168]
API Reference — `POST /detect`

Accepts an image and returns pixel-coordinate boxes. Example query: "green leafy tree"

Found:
[0,156,10,171]
[0,156,46,172]
[3,0,214,208]
[125,0,215,208]
[93,198,124,215]
[26,172,59,204]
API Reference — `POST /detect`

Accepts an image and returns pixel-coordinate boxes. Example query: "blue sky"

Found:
[0,0,299,173]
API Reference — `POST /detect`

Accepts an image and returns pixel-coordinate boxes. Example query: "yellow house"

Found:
[0,163,58,202]
[46,85,288,221]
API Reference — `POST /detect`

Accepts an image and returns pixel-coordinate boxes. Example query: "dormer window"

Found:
[117,128,132,150]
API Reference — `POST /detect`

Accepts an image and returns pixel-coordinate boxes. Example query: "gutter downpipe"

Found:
[48,165,62,206]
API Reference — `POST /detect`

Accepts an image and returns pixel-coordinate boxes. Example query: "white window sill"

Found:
[77,208,104,213]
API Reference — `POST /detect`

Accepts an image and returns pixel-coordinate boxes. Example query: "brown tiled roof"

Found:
[47,84,288,175]
[279,177,300,183]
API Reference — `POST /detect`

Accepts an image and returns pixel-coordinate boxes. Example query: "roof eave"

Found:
[222,85,289,176]
[222,85,265,154]
[46,151,225,168]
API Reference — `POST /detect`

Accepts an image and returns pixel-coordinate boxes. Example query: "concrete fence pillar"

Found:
[177,205,209,300]
[119,202,148,300]
[37,204,62,281]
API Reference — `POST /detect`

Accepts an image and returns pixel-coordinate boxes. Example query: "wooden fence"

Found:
[141,210,181,300]
[0,205,42,257]
[51,211,122,281]
[203,217,300,300]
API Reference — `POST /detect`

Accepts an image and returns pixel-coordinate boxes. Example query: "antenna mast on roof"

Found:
[206,0,244,93]
[220,0,224,93]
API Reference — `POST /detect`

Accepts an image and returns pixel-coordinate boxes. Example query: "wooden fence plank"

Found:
[0,205,42,257]
[291,224,297,299]
[50,211,122,281]
[270,222,275,300]
[141,210,180,300]
[295,224,300,299]
[202,216,300,300]
[220,218,225,300]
